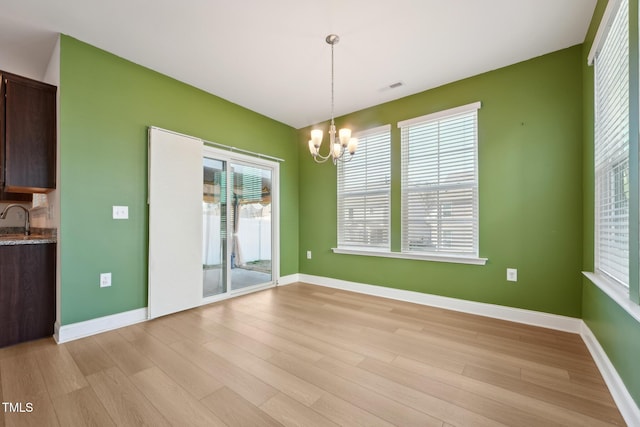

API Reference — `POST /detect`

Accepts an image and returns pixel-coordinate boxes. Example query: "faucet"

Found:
[0,204,30,236]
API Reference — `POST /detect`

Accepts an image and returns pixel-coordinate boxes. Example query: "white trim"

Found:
[397,101,481,128]
[332,247,488,266]
[580,321,640,426]
[583,271,640,323]
[272,164,281,284]
[54,280,280,344]
[587,0,624,65]
[297,274,581,333]
[277,274,300,286]
[54,308,148,343]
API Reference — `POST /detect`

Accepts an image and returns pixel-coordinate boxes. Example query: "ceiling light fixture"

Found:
[308,34,357,164]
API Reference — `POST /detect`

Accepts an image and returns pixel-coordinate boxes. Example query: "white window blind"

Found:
[399,102,480,256]
[594,0,629,287]
[337,125,391,250]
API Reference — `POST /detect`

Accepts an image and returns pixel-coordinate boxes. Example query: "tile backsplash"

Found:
[33,191,58,230]
[0,190,58,230]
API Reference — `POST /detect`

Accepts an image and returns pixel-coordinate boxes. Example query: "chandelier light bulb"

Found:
[347,138,358,154]
[311,129,323,148]
[332,143,342,158]
[338,128,351,147]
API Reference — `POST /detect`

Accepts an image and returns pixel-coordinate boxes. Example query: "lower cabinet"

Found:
[0,243,55,347]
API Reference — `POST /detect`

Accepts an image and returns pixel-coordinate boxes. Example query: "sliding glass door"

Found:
[202,149,277,299]
[229,163,273,291]
[203,158,228,297]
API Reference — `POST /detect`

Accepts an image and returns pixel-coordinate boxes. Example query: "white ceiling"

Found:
[0,0,597,129]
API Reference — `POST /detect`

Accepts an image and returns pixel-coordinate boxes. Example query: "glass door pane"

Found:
[203,158,227,297]
[230,163,273,290]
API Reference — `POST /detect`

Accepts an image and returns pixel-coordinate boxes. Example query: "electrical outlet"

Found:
[112,206,129,219]
[306,250,312,259]
[506,268,518,282]
[100,272,112,288]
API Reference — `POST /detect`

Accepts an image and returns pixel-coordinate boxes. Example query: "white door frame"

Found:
[148,127,280,318]
[201,144,280,305]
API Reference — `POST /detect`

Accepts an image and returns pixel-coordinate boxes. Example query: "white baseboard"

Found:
[277,274,300,286]
[580,322,640,426]
[298,274,582,333]
[54,308,148,343]
[54,276,293,344]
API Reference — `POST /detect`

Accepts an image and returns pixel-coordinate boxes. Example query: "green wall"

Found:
[582,0,640,407]
[59,36,299,325]
[55,1,640,409]
[54,4,640,408]
[298,46,584,317]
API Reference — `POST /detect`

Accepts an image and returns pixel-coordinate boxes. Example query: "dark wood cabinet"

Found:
[0,243,56,347]
[0,71,56,197]
[0,188,32,202]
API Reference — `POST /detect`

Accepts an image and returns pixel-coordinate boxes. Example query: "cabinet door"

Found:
[3,73,56,192]
[0,75,26,200]
[0,243,56,348]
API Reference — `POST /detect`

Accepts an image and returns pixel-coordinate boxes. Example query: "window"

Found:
[399,102,481,257]
[337,125,391,250]
[592,0,629,288]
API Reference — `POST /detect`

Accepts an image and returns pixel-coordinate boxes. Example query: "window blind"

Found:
[337,125,391,250]
[594,0,629,287]
[399,102,480,256]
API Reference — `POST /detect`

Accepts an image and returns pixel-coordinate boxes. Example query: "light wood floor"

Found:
[0,282,626,426]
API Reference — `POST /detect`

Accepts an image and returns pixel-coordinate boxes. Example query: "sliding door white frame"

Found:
[201,144,280,305]
[148,127,280,318]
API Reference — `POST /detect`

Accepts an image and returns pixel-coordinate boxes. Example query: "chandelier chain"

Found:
[331,40,335,127]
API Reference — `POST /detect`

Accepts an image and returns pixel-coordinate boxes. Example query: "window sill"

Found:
[331,247,488,265]
[583,271,640,324]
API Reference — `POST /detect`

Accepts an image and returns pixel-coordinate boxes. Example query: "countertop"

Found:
[0,228,57,246]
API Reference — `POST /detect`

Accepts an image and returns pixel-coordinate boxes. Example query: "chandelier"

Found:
[308,34,358,164]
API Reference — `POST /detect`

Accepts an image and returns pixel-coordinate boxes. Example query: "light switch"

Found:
[100,272,112,288]
[507,268,518,282]
[113,206,129,219]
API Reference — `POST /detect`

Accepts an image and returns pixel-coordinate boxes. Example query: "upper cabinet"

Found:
[0,71,57,195]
